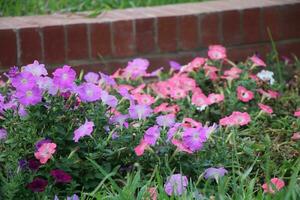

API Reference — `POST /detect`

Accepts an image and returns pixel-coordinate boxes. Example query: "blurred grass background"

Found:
[0,0,210,17]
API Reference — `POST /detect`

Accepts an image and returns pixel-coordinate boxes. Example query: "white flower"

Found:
[257,70,275,85]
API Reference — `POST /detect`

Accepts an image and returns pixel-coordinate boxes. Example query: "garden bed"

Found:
[0,44,300,199]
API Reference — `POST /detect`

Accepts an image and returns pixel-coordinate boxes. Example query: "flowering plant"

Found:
[0,45,299,199]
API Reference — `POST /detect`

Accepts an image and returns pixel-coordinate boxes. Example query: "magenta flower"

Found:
[262,178,285,194]
[128,104,153,120]
[182,127,208,152]
[15,87,42,106]
[23,60,48,76]
[53,65,76,90]
[100,72,116,86]
[169,60,181,71]
[123,58,149,79]
[11,71,36,90]
[167,123,181,141]
[156,114,175,128]
[73,120,94,142]
[164,174,188,196]
[51,169,72,183]
[258,103,273,114]
[143,125,160,146]
[100,90,118,108]
[84,72,99,84]
[28,159,41,171]
[204,167,228,180]
[0,128,7,140]
[26,178,48,192]
[208,45,227,60]
[76,83,101,102]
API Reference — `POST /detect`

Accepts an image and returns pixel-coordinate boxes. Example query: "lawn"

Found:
[0,0,210,17]
[0,44,299,199]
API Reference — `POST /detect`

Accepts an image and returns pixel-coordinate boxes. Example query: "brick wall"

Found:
[0,0,300,74]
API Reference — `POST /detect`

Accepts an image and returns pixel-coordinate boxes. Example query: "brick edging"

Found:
[0,0,300,72]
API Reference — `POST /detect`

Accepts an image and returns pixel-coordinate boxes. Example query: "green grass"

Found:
[0,0,210,17]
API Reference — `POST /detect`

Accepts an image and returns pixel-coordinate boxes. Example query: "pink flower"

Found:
[73,120,94,142]
[34,142,57,164]
[222,67,242,81]
[180,57,206,73]
[203,66,219,80]
[291,132,300,141]
[237,86,254,102]
[220,111,251,126]
[250,55,266,67]
[131,84,146,94]
[133,93,155,105]
[257,89,279,99]
[154,103,169,114]
[171,138,193,154]
[208,93,224,104]
[192,92,210,109]
[134,139,149,156]
[208,45,226,60]
[170,88,187,100]
[148,187,158,200]
[182,118,202,128]
[262,178,285,194]
[53,65,76,90]
[258,103,273,114]
[294,109,300,117]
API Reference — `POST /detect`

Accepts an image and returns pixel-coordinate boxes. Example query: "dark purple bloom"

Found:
[26,178,48,192]
[18,159,27,170]
[143,125,160,146]
[164,174,188,196]
[204,167,228,180]
[51,169,72,183]
[169,60,181,71]
[28,159,41,171]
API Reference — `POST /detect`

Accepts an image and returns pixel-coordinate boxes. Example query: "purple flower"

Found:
[28,159,41,171]
[182,127,208,152]
[15,87,42,106]
[84,72,99,84]
[123,58,149,79]
[73,120,94,142]
[23,60,48,77]
[51,169,72,183]
[37,76,58,95]
[18,159,27,170]
[100,72,116,86]
[118,88,134,103]
[11,71,36,90]
[143,125,160,146]
[18,105,28,117]
[53,65,76,90]
[110,114,128,127]
[164,174,188,196]
[67,194,79,200]
[26,178,48,192]
[128,104,152,120]
[76,83,101,102]
[101,90,118,108]
[144,67,163,77]
[204,167,228,180]
[5,66,19,78]
[0,128,7,140]
[156,114,175,128]
[112,132,119,140]
[169,60,181,71]
[167,123,181,141]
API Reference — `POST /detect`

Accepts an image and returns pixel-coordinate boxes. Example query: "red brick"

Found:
[90,23,112,59]
[261,6,282,41]
[222,10,243,45]
[227,44,270,62]
[66,24,88,60]
[178,15,198,50]
[136,18,155,53]
[281,4,300,39]
[243,8,262,44]
[112,20,135,57]
[200,13,221,47]
[20,27,42,65]
[157,16,178,52]
[277,41,300,59]
[43,26,65,63]
[0,29,17,67]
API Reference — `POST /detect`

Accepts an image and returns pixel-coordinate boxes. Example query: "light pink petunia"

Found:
[134,139,149,156]
[23,60,48,76]
[73,120,94,142]
[258,103,273,114]
[208,45,227,60]
[34,142,57,164]
[294,109,300,117]
[237,86,254,102]
[220,111,251,126]
[291,132,300,141]
[208,93,224,104]
[262,178,285,194]
[133,93,155,105]
[250,55,266,67]
[171,138,193,154]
